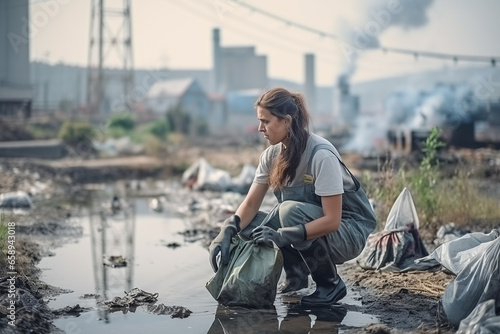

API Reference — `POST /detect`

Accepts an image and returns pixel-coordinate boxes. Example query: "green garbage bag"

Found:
[206,236,283,307]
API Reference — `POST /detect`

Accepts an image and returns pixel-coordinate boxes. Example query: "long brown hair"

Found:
[255,87,310,189]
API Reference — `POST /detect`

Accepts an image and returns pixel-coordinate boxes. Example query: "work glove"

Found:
[251,225,306,248]
[209,215,241,272]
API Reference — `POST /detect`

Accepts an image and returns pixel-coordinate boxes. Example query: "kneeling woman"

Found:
[209,87,377,306]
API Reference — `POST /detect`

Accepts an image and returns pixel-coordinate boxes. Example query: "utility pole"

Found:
[87,0,134,118]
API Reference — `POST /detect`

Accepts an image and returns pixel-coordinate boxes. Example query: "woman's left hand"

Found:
[251,225,306,248]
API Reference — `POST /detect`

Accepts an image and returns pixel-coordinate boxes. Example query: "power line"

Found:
[228,0,499,66]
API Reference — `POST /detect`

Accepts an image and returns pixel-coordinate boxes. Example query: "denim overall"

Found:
[241,143,377,264]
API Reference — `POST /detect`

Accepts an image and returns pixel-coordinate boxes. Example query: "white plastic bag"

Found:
[457,299,500,334]
[416,229,500,274]
[441,235,500,326]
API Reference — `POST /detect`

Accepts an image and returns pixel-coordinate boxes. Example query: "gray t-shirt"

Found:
[254,133,345,196]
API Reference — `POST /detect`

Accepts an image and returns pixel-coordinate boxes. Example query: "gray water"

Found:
[39,185,377,333]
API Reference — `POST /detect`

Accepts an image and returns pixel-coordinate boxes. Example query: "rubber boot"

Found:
[299,238,347,306]
[278,245,309,293]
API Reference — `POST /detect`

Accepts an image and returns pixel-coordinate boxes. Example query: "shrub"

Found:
[144,120,169,140]
[58,121,95,146]
[108,113,135,131]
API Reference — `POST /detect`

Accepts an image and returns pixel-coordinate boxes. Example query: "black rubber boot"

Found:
[299,238,347,306]
[278,245,309,293]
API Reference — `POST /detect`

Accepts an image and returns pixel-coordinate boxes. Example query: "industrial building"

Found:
[145,78,210,121]
[0,0,32,119]
[212,28,268,93]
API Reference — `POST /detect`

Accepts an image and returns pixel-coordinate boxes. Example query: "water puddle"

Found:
[39,185,378,333]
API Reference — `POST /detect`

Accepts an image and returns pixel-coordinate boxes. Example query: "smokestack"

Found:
[304,53,316,113]
[213,28,222,93]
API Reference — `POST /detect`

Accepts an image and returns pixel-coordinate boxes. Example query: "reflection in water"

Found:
[207,304,346,333]
[89,194,136,323]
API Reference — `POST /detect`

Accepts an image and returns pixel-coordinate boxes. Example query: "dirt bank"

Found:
[0,200,85,333]
[339,263,456,334]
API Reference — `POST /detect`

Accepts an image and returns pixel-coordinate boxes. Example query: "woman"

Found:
[209,87,377,306]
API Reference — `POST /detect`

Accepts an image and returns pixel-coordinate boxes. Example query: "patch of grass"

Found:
[436,168,500,229]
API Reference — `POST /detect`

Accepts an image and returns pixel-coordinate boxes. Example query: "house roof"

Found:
[147,77,195,98]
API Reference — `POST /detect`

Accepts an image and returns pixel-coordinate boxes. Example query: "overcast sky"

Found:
[29,0,500,85]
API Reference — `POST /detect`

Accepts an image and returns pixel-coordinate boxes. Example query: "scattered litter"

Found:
[98,288,159,312]
[53,304,91,317]
[79,294,100,299]
[148,197,164,212]
[97,289,192,319]
[164,242,181,249]
[0,191,33,210]
[103,255,127,268]
[146,304,192,318]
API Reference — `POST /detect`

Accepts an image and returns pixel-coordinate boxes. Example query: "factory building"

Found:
[212,28,267,93]
[0,0,32,119]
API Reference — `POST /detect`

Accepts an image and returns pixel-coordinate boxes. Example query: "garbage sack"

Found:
[384,187,420,230]
[457,299,500,334]
[356,187,429,272]
[206,236,283,307]
[440,234,500,326]
[182,158,232,192]
[435,222,471,246]
[415,229,500,274]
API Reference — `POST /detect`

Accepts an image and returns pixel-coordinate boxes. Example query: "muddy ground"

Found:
[0,147,498,333]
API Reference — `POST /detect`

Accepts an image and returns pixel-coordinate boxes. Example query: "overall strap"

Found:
[307,143,360,192]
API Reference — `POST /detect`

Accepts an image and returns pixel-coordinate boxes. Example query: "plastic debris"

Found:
[0,191,33,209]
[146,304,192,318]
[98,288,159,312]
[103,255,127,268]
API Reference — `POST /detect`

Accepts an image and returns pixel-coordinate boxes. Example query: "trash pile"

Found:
[181,158,256,194]
[356,187,500,331]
